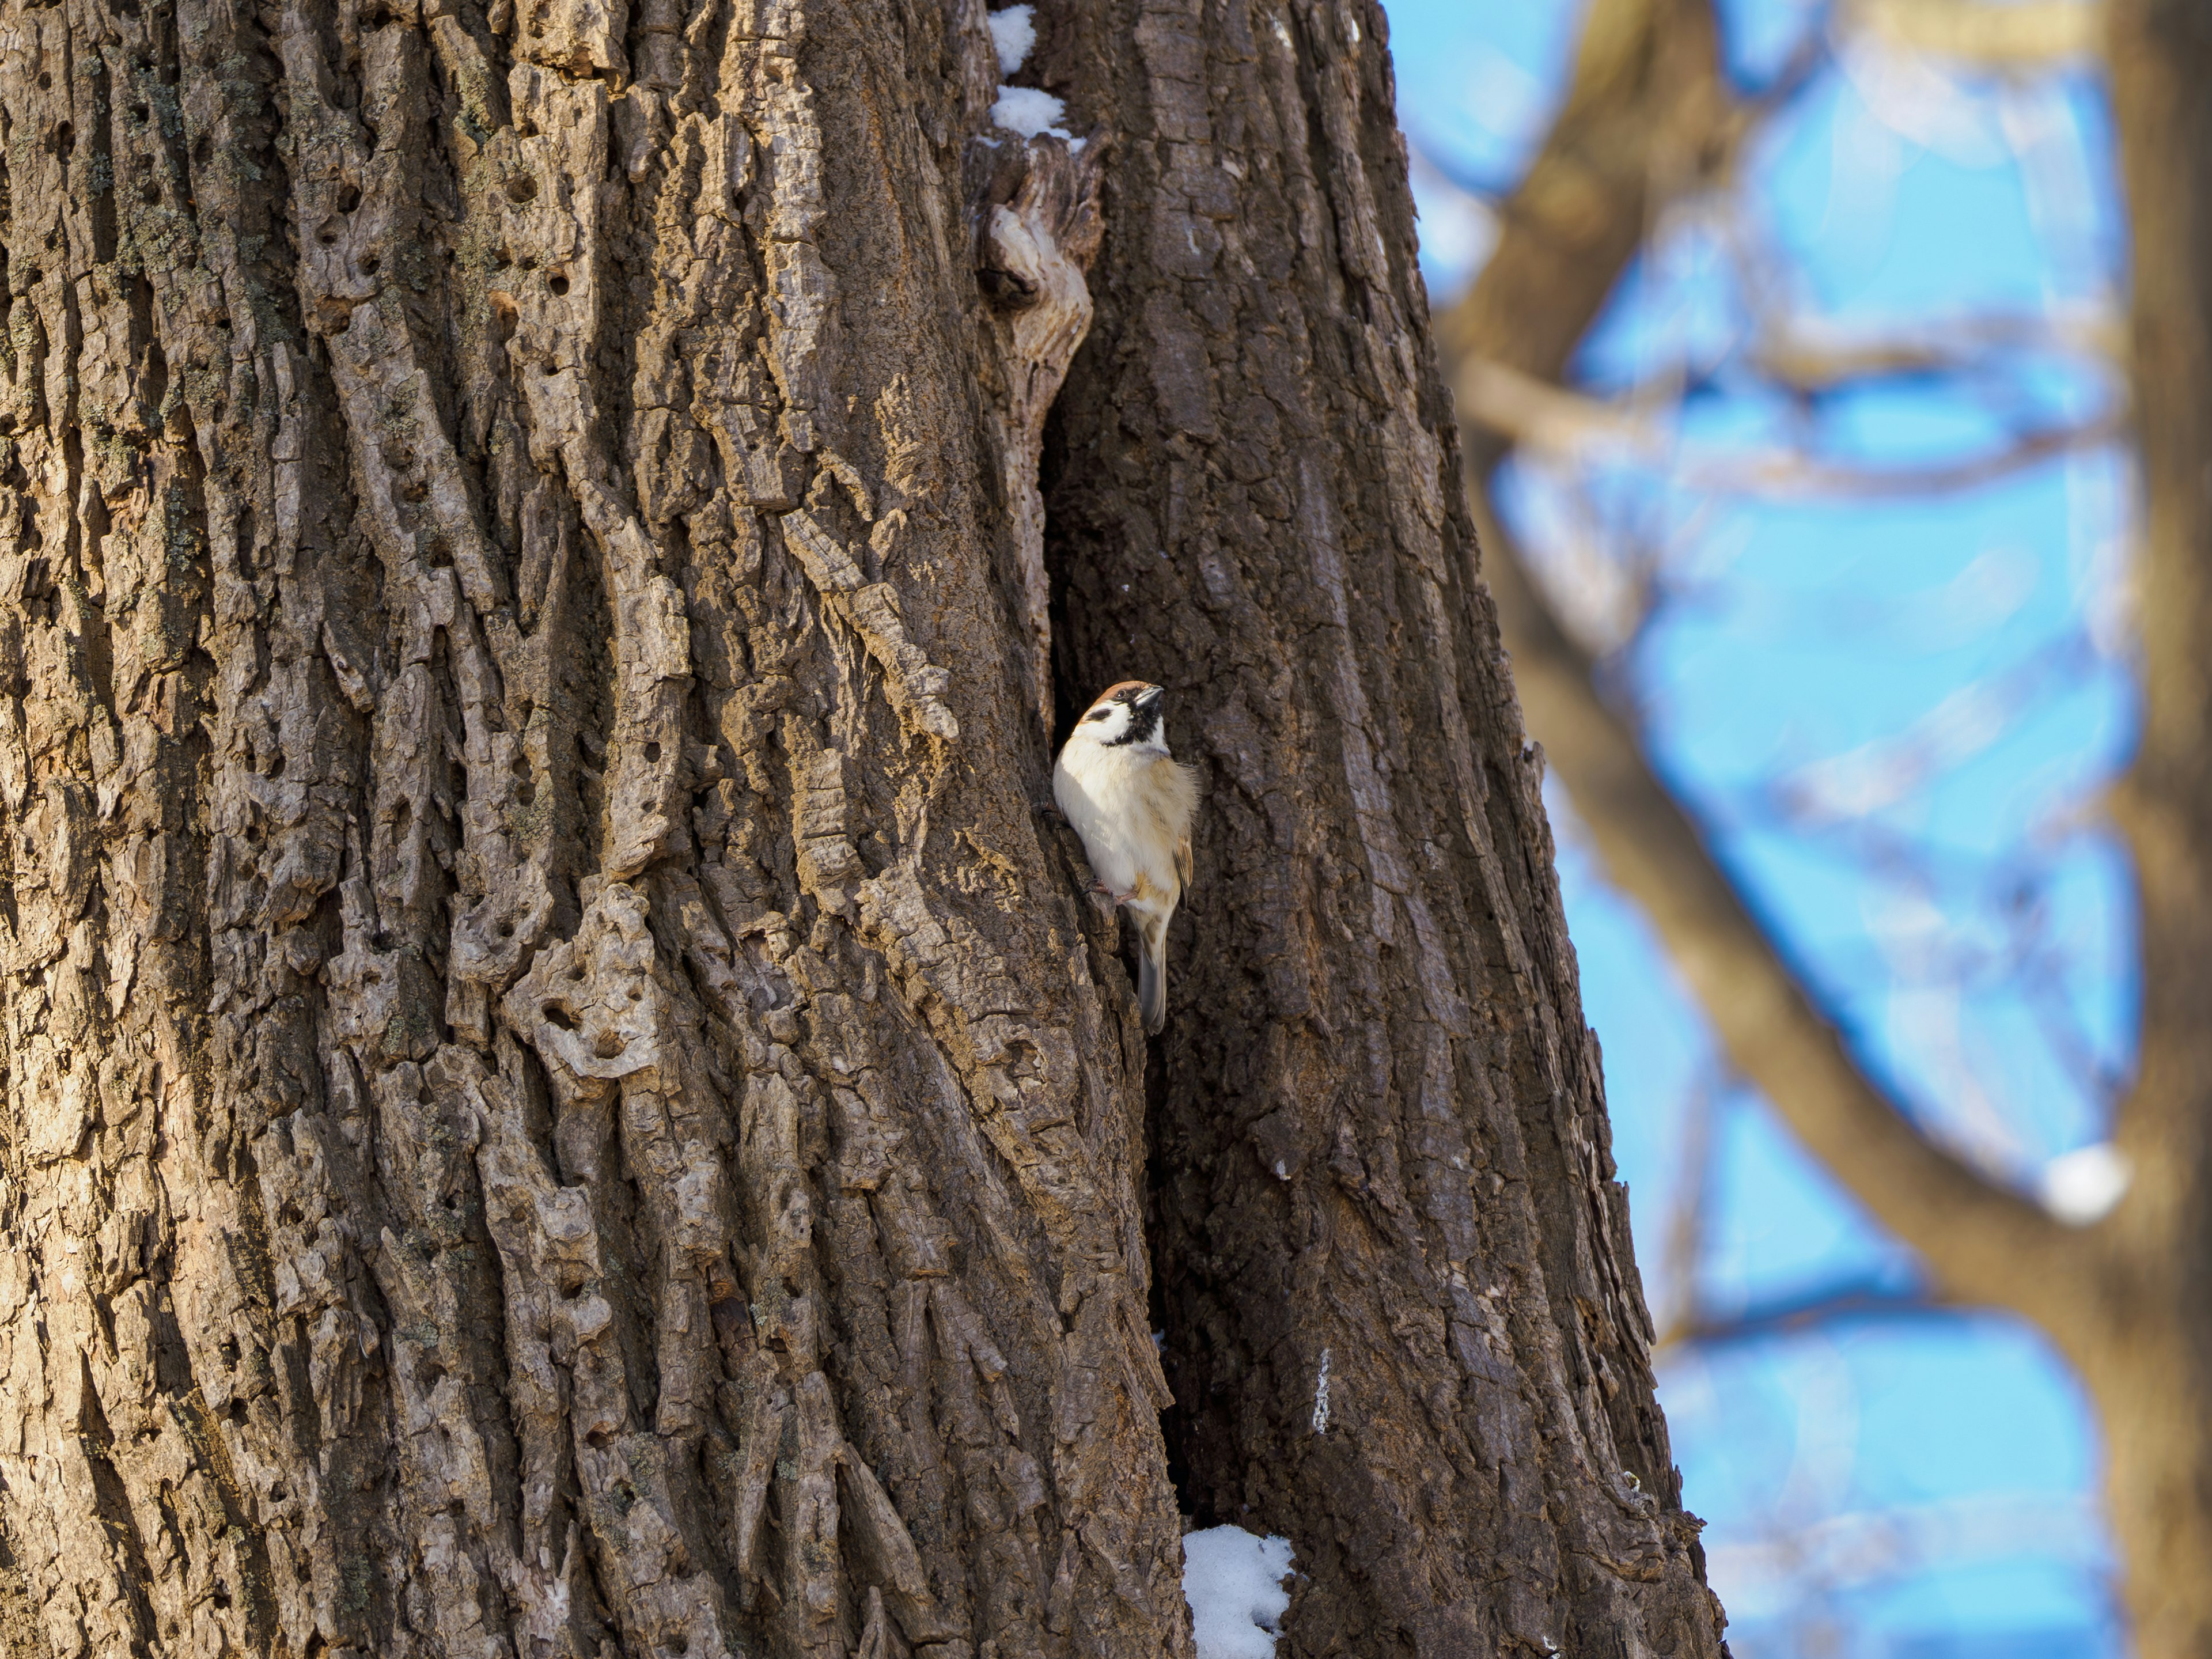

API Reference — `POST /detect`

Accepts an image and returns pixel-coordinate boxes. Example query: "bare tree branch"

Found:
[1471,495,2081,1317]
[1434,0,2092,1324]
[1661,1271,1943,1352]
[1432,0,2212,1642]
[1844,0,2104,68]
[1456,355,2120,499]
[1752,308,2122,394]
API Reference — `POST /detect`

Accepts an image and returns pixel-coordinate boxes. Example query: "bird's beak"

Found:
[1135,685,1164,710]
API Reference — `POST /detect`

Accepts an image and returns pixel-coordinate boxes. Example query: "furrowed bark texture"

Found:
[0,0,1719,1653]
[1044,2,1724,1654]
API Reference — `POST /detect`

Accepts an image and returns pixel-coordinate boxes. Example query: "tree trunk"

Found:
[2097,4,2212,1652]
[0,0,1723,1655]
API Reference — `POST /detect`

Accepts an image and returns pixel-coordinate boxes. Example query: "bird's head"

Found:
[1069,681,1170,754]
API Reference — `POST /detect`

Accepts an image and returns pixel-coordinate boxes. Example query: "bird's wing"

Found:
[1166,756,1198,891]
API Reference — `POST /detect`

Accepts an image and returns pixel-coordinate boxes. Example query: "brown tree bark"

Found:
[0,0,1721,1654]
[1434,1,2212,1654]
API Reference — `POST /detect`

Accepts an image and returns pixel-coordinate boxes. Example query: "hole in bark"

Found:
[139,181,160,205]
[592,1033,624,1060]
[360,254,380,276]
[338,183,362,213]
[36,72,50,89]
[671,1639,689,1656]
[497,921,516,938]
[226,1398,248,1425]
[491,291,518,342]
[548,271,569,296]
[416,1360,446,1389]
[130,102,147,124]
[211,1586,231,1611]
[270,1484,287,1502]
[543,1004,576,1031]
[218,1338,240,1369]
[567,963,586,982]
[505,174,538,203]
[267,753,286,780]
[585,1427,612,1448]
[318,227,339,246]
[425,535,452,568]
[541,361,558,376]
[53,123,73,161]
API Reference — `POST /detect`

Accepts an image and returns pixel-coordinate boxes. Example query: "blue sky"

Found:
[1380,1,2134,1652]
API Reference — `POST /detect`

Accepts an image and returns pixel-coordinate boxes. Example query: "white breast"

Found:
[1054,744,1173,900]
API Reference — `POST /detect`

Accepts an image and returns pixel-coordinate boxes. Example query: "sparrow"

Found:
[1053,681,1199,1035]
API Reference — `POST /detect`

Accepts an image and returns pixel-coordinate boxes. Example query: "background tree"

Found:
[1424,0,2199,1651]
[0,0,1723,1655]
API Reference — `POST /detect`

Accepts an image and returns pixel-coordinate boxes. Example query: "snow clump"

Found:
[988,3,1036,75]
[989,85,1070,140]
[1182,1527,1295,1659]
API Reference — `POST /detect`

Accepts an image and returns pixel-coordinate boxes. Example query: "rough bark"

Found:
[1434,0,2212,1653]
[0,0,1720,1655]
[1043,3,1721,1653]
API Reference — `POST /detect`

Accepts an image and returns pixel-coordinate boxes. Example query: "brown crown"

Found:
[1089,680,1158,709]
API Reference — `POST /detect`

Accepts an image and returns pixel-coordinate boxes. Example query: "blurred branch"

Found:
[1844,0,2104,67]
[1661,1271,1943,1352]
[1705,1493,2106,1599]
[1433,0,1737,388]
[1437,0,2093,1324]
[1752,309,2123,395]
[1472,501,2080,1317]
[1656,1070,1724,1339]
[1457,356,2120,499]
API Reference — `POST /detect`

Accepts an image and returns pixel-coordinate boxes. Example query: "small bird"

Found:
[1053,681,1199,1035]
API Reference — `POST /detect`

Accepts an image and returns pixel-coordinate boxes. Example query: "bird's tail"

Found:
[1137,918,1169,1035]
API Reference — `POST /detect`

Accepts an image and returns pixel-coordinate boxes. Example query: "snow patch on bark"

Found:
[988,3,1036,74]
[1183,1528,1296,1659]
[992,85,1071,139]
